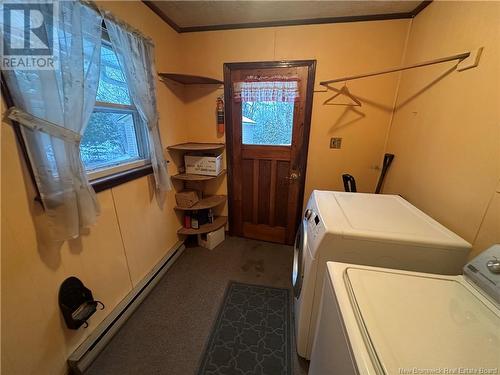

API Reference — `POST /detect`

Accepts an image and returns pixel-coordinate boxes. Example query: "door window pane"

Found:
[242,101,294,146]
[81,111,140,171]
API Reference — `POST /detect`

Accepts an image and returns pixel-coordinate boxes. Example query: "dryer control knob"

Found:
[304,209,313,220]
[486,258,500,274]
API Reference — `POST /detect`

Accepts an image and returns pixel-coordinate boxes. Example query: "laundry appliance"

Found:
[293,191,471,358]
[309,244,500,374]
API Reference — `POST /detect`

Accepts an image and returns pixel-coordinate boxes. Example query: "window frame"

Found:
[0,36,154,202]
[84,101,150,180]
[83,37,151,181]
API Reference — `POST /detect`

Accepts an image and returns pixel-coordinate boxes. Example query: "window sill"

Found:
[91,164,153,193]
[33,164,154,206]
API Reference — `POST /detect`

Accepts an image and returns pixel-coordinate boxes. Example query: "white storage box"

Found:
[185,154,223,176]
[197,226,225,250]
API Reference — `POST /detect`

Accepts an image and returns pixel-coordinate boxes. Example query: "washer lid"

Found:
[345,268,500,375]
[331,192,470,249]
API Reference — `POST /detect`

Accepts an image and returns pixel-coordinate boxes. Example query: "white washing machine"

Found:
[293,191,471,359]
[309,245,500,375]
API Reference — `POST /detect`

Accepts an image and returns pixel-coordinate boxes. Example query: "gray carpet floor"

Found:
[86,236,309,375]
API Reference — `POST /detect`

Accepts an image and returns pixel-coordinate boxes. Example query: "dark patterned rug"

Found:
[198,282,292,375]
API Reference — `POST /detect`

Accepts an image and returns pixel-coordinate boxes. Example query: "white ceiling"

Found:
[148,1,423,30]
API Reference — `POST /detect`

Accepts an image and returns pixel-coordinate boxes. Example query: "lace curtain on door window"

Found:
[233,76,300,102]
[234,76,300,146]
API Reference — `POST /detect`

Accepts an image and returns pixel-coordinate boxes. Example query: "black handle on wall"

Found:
[375,153,395,194]
[342,174,357,193]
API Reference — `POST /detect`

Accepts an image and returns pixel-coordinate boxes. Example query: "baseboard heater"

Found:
[67,241,186,374]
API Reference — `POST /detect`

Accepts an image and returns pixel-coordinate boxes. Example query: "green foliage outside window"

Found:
[80,43,145,172]
[242,101,294,145]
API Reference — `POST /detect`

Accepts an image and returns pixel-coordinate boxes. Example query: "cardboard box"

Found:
[198,226,225,250]
[185,154,223,176]
[175,190,200,208]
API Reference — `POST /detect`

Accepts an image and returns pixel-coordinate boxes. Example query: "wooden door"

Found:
[224,61,316,245]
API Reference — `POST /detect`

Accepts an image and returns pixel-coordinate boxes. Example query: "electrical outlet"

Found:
[330,137,342,149]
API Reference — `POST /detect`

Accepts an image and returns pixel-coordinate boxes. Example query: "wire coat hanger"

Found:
[324,82,362,107]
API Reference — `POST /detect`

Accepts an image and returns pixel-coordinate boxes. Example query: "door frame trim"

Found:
[223,60,317,238]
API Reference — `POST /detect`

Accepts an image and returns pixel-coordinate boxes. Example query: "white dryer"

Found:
[293,191,471,359]
[309,245,500,375]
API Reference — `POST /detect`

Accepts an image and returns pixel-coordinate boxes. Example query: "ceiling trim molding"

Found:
[410,0,432,17]
[179,12,413,33]
[143,0,181,33]
[142,1,433,34]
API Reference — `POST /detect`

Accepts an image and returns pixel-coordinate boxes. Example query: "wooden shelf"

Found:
[169,143,226,239]
[175,195,226,211]
[171,170,226,182]
[159,73,223,85]
[167,142,225,152]
[177,216,227,235]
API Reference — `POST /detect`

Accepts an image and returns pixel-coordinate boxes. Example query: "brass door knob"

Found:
[285,172,300,183]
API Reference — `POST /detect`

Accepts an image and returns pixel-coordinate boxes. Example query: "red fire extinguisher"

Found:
[216,96,225,134]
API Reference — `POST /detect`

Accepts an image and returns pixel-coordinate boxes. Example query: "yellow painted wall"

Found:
[1,15,411,374]
[384,1,500,256]
[3,1,499,374]
[1,2,186,374]
[176,20,411,216]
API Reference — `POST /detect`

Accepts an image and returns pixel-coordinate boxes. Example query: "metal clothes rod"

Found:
[320,51,471,86]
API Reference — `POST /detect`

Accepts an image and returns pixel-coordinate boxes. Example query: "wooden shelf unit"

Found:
[171,169,226,182]
[171,141,227,237]
[177,216,227,235]
[167,142,225,152]
[174,195,226,211]
[159,73,223,85]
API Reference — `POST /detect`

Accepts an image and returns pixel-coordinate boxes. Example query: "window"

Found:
[80,40,149,178]
[241,101,294,146]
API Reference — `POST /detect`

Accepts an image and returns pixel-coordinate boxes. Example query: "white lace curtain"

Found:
[233,76,300,102]
[104,15,171,204]
[3,1,170,241]
[3,1,103,241]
